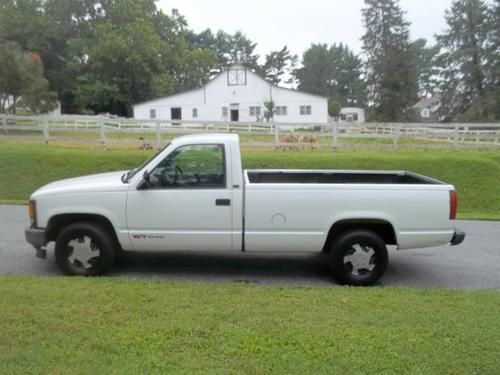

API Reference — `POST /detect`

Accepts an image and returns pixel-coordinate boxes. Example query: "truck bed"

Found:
[246,170,443,185]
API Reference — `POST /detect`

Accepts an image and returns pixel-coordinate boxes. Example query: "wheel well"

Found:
[47,214,121,250]
[322,219,397,252]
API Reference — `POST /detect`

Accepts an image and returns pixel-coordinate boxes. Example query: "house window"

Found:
[222,107,228,117]
[276,106,287,116]
[249,106,261,116]
[149,109,156,119]
[171,107,182,120]
[192,108,198,118]
[421,108,430,118]
[300,105,312,115]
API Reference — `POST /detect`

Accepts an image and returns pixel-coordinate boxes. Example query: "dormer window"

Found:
[227,68,247,86]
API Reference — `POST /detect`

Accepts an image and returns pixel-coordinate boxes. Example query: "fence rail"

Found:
[1,114,500,150]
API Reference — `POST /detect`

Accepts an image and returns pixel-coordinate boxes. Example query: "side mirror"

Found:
[138,170,152,189]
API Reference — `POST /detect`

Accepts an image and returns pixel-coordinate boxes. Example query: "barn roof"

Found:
[133,63,327,107]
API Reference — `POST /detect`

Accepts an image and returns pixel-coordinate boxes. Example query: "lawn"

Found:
[0,141,499,219]
[0,276,498,374]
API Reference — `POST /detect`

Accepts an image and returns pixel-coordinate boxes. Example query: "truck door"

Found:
[126,143,234,251]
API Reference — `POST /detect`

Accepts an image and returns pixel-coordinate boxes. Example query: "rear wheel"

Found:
[55,222,116,276]
[329,230,388,286]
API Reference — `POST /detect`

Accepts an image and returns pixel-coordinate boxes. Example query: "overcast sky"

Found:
[158,0,453,61]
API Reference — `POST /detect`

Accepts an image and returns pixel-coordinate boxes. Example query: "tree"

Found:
[174,48,218,91]
[263,100,276,122]
[0,0,101,113]
[187,29,259,72]
[330,44,366,106]
[294,43,365,106]
[262,46,297,85]
[72,1,217,116]
[436,0,494,121]
[328,100,342,118]
[294,44,334,97]
[0,41,57,114]
[486,0,500,120]
[74,0,171,116]
[19,52,58,114]
[361,0,418,121]
[0,1,219,115]
[410,38,440,97]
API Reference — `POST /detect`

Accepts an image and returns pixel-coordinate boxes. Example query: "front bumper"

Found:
[450,228,465,246]
[25,227,47,249]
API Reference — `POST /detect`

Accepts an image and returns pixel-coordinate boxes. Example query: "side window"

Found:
[149,144,226,188]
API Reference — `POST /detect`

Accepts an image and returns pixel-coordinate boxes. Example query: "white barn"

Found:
[133,64,328,124]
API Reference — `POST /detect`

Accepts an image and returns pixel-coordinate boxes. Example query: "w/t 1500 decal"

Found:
[132,234,165,240]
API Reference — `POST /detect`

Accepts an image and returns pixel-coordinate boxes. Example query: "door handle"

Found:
[215,199,231,206]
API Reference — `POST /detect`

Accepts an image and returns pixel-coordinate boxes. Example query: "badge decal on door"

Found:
[132,234,165,240]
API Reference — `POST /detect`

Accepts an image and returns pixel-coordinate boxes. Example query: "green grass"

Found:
[0,141,499,219]
[0,276,498,374]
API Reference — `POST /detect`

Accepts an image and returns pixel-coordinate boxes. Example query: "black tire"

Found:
[328,230,388,286]
[55,222,116,276]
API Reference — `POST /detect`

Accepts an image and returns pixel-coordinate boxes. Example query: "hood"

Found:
[31,171,129,199]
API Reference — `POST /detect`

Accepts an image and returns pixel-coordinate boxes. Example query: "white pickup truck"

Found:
[25,133,465,285]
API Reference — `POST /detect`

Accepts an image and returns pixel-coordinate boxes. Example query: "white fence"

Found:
[1,114,500,150]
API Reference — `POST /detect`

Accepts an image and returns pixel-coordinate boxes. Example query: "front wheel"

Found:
[328,230,388,286]
[55,222,116,276]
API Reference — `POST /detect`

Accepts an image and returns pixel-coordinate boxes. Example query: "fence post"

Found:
[2,114,7,134]
[43,116,49,144]
[453,124,459,150]
[155,122,161,149]
[99,117,106,147]
[393,124,400,150]
[332,121,338,149]
[274,122,279,149]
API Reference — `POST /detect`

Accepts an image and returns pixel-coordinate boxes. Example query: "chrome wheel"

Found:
[67,236,101,269]
[343,243,376,276]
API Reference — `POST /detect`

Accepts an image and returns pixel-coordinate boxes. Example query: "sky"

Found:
[158,0,453,61]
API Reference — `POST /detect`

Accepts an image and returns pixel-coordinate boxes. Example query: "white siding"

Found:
[133,65,328,124]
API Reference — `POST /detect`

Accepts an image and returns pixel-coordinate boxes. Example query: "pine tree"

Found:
[361,0,417,121]
[486,0,500,119]
[410,39,440,97]
[436,0,493,121]
[262,46,297,86]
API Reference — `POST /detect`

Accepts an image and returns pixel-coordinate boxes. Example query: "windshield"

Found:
[122,143,171,183]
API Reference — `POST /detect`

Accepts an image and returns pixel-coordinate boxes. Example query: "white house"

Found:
[412,96,441,122]
[133,64,328,124]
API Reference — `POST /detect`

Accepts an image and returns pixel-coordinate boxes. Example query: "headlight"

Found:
[28,200,37,227]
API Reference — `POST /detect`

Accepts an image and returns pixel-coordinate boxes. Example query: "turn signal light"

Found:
[28,200,37,226]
